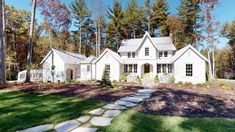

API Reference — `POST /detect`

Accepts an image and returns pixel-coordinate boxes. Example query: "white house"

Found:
[40,32,208,84]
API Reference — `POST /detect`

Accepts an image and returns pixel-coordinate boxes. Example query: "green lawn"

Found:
[102,110,235,132]
[0,90,105,132]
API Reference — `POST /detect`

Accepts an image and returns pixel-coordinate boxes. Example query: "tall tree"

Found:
[221,20,235,79]
[144,0,152,33]
[70,0,91,54]
[0,0,5,84]
[106,0,124,51]
[178,0,202,49]
[25,0,36,82]
[151,0,170,37]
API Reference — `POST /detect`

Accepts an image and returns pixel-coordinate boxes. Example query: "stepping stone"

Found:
[90,117,113,127]
[138,89,155,94]
[103,110,121,118]
[54,120,80,132]
[120,97,143,103]
[89,108,105,115]
[132,95,150,99]
[103,104,126,110]
[115,100,137,107]
[135,93,152,96]
[80,122,93,127]
[71,127,97,132]
[77,115,91,123]
[17,124,54,132]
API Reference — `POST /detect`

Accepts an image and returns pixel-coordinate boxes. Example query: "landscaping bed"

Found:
[134,83,235,118]
[0,82,143,103]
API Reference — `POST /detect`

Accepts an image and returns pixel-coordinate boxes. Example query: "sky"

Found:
[5,0,235,49]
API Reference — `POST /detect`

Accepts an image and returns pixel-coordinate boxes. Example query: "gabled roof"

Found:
[118,32,176,52]
[81,55,96,64]
[172,45,209,63]
[94,48,123,64]
[40,48,86,64]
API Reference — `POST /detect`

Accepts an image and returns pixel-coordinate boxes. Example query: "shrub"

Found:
[120,73,127,82]
[154,75,159,83]
[136,75,142,85]
[112,80,117,83]
[184,82,192,86]
[178,81,183,85]
[168,76,175,83]
[101,67,112,87]
[196,83,207,87]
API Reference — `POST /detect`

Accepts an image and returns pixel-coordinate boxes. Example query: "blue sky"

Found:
[5,0,235,48]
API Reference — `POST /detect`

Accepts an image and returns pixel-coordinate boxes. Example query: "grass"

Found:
[102,110,235,132]
[0,90,106,132]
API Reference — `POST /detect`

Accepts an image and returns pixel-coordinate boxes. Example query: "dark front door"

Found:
[144,64,150,74]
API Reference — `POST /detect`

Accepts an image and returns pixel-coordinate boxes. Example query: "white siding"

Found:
[96,52,120,81]
[174,49,206,84]
[80,64,92,80]
[137,38,157,60]
[42,52,65,82]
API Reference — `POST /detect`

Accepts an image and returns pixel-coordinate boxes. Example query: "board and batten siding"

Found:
[42,52,65,82]
[137,38,157,60]
[174,48,206,84]
[95,52,121,81]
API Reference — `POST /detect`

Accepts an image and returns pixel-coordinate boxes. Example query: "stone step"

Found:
[138,89,155,94]
[89,108,105,115]
[17,124,54,132]
[71,127,97,132]
[115,100,137,107]
[103,104,126,110]
[103,110,121,118]
[90,117,113,127]
[54,120,80,132]
[77,115,91,123]
[120,97,143,103]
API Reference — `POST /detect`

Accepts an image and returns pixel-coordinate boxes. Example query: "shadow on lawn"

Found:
[0,91,105,132]
[135,88,235,118]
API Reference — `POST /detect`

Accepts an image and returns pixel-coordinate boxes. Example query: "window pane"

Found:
[164,51,168,57]
[132,52,135,58]
[105,65,110,74]
[168,64,172,73]
[159,51,162,57]
[128,52,131,58]
[124,65,128,73]
[163,64,166,73]
[145,47,149,56]
[157,64,161,73]
[129,64,133,73]
[186,64,193,76]
[134,64,137,73]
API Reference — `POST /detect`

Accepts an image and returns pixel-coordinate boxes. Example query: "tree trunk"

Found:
[49,29,52,49]
[98,23,101,56]
[79,23,82,54]
[0,0,5,84]
[25,0,36,83]
[12,26,20,72]
[212,48,215,79]
[208,50,213,80]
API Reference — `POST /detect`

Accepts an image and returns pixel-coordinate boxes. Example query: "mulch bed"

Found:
[135,83,235,118]
[0,83,143,103]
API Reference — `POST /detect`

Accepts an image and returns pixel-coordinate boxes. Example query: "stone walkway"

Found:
[17,88,155,132]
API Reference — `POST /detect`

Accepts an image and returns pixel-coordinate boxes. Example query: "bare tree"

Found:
[25,0,36,82]
[0,0,6,84]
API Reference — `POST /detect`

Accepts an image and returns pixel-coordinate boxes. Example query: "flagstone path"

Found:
[17,87,155,132]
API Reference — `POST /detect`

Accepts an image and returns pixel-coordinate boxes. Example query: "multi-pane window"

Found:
[129,64,133,73]
[124,65,128,73]
[105,64,110,74]
[134,64,137,73]
[162,64,167,73]
[87,65,90,72]
[159,51,163,57]
[128,52,131,58]
[145,47,149,56]
[157,64,161,73]
[164,51,168,57]
[186,64,193,76]
[132,52,135,58]
[168,64,172,73]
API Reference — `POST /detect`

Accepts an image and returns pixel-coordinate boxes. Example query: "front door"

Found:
[144,64,150,74]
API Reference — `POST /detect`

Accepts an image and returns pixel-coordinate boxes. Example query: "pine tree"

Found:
[101,65,111,87]
[151,0,170,37]
[178,0,202,49]
[106,0,124,51]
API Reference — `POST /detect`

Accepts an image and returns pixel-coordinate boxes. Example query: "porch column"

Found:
[137,63,141,77]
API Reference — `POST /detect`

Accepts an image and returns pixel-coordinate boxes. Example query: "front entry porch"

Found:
[141,63,154,78]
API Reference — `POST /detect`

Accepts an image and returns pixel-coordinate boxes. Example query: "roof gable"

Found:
[94,48,123,64]
[172,45,209,63]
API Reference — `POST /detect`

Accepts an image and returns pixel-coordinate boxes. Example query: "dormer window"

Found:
[132,53,135,58]
[159,51,163,57]
[128,52,131,58]
[128,52,135,58]
[145,47,149,56]
[164,51,168,57]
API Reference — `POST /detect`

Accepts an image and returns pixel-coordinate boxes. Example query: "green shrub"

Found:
[196,83,207,87]
[101,67,112,87]
[184,82,192,86]
[112,80,117,83]
[178,81,183,85]
[154,75,159,83]
[120,73,127,82]
[136,75,142,85]
[168,76,175,83]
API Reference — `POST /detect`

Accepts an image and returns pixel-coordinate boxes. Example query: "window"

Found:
[164,51,168,57]
[145,47,149,56]
[129,64,133,73]
[134,64,137,73]
[159,51,163,57]
[132,52,135,58]
[168,64,172,73]
[105,64,110,74]
[162,64,167,73]
[87,65,90,72]
[157,64,161,73]
[124,65,128,73]
[128,52,131,58]
[186,64,193,76]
